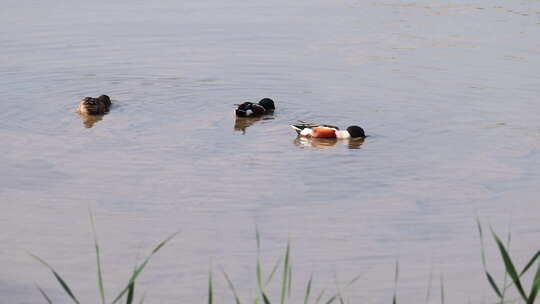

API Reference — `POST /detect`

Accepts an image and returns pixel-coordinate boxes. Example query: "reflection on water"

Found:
[78,113,104,128]
[294,137,364,149]
[347,138,364,149]
[233,115,275,134]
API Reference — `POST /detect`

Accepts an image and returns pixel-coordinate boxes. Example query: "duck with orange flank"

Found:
[291,121,366,139]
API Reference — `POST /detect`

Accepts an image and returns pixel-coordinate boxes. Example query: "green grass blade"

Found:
[344,274,362,288]
[54,268,77,302]
[332,273,344,304]
[126,281,135,304]
[208,268,213,304]
[315,275,361,304]
[304,275,313,304]
[501,226,513,301]
[256,226,261,251]
[255,228,265,301]
[29,253,80,304]
[35,283,53,304]
[501,250,540,291]
[111,231,179,304]
[257,256,264,297]
[255,257,271,304]
[323,295,337,304]
[314,288,326,304]
[477,218,503,299]
[265,257,282,287]
[393,259,399,304]
[280,240,290,304]
[425,260,433,303]
[126,265,137,304]
[138,292,146,304]
[528,261,540,304]
[485,272,503,298]
[324,274,361,304]
[521,251,540,276]
[151,231,179,254]
[262,292,271,304]
[220,266,242,304]
[440,273,445,304]
[287,265,292,298]
[89,210,106,304]
[491,228,528,302]
[476,217,488,270]
[257,257,263,288]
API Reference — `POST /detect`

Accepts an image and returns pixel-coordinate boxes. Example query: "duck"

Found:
[76,95,112,115]
[291,121,366,139]
[235,98,275,117]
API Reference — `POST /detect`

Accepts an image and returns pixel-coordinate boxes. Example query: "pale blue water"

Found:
[1,0,540,303]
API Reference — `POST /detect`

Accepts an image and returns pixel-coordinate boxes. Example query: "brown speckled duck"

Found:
[76,95,112,115]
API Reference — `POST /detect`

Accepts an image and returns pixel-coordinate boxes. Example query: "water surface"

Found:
[1,0,540,302]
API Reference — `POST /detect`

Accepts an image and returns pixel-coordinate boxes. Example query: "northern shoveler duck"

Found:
[77,95,112,115]
[291,121,366,139]
[235,98,275,117]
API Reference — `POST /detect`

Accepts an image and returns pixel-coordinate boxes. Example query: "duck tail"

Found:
[290,125,303,134]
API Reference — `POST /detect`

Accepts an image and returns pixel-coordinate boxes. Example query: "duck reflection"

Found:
[347,138,365,149]
[234,116,274,134]
[79,114,104,128]
[294,137,364,149]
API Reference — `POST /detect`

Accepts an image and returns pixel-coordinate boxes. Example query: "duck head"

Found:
[258,98,275,110]
[346,125,366,138]
[98,95,111,107]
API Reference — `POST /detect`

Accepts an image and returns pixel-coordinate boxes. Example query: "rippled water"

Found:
[1,0,540,302]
